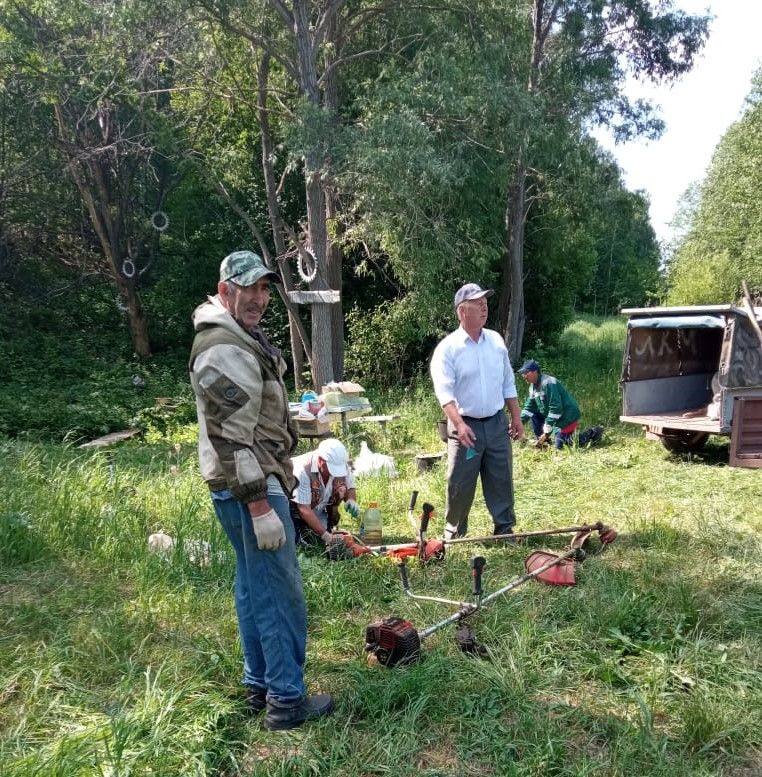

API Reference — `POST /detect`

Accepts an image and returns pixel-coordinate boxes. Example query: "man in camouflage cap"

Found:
[189,249,334,730]
[218,249,280,287]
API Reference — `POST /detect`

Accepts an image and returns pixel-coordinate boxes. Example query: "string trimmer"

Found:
[326,491,617,563]
[376,491,616,559]
[369,493,444,562]
[358,518,616,563]
[364,525,616,666]
[326,490,616,564]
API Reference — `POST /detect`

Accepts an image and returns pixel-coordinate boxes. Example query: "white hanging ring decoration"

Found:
[297,246,318,283]
[115,295,129,313]
[151,210,169,232]
[122,259,136,278]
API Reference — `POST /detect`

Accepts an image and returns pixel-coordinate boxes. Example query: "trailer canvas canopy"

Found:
[627,315,725,329]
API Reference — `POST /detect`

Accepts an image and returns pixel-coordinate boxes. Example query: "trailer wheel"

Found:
[660,430,709,453]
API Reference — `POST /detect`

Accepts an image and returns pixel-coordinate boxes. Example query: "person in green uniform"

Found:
[518,360,603,449]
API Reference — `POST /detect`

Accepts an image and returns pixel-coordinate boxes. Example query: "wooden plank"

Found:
[350,414,400,424]
[349,414,399,435]
[619,413,723,434]
[730,397,762,468]
[332,408,369,435]
[329,408,370,420]
[287,290,340,304]
[78,428,141,448]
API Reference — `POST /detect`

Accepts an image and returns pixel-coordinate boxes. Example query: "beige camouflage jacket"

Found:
[189,296,298,503]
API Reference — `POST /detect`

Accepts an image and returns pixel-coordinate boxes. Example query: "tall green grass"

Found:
[1,316,760,776]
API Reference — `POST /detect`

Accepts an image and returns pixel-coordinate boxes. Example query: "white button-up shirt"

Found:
[430,326,517,418]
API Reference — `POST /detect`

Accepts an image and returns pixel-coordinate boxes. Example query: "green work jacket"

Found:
[520,373,581,434]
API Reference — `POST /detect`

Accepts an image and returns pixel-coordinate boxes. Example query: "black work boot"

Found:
[245,684,267,715]
[579,425,604,446]
[264,694,335,731]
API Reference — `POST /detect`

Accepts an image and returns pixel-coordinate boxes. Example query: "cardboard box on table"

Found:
[320,381,371,413]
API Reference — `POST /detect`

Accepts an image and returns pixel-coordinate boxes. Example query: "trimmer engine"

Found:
[364,617,421,666]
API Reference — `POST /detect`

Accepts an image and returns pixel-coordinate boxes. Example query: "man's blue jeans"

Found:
[211,489,307,704]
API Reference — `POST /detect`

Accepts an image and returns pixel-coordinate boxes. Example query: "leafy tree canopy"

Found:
[667,67,762,303]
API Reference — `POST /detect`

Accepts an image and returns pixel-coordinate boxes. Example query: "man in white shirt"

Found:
[430,283,524,539]
[291,438,360,545]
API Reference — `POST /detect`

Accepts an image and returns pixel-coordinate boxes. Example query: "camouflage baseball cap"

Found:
[219,250,280,286]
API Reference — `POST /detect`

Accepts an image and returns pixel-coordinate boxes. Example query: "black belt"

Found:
[461,410,502,423]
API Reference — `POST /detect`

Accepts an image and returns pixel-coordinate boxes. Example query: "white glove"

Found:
[344,499,360,519]
[542,424,552,435]
[251,509,286,551]
[320,531,333,544]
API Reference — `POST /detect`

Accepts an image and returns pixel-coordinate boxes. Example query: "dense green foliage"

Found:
[1,316,760,776]
[0,259,188,439]
[0,0,698,393]
[337,2,679,358]
[667,68,762,303]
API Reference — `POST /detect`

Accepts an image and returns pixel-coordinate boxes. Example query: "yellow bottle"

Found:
[361,502,383,545]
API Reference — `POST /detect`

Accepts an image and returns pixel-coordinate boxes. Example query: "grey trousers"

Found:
[443,411,516,539]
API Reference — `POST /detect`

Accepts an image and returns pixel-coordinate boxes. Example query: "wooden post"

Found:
[287,290,340,305]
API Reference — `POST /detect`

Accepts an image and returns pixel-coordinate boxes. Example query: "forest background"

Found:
[0,0,761,440]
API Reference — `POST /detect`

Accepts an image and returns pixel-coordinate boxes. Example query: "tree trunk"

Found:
[322,19,344,380]
[325,189,344,379]
[499,157,526,363]
[293,0,335,390]
[256,53,308,390]
[55,104,152,357]
[120,278,152,357]
[304,165,334,390]
[499,0,547,363]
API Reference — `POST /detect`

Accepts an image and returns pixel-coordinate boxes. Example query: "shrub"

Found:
[344,297,440,389]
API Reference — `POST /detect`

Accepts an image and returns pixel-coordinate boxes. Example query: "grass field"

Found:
[1,316,760,776]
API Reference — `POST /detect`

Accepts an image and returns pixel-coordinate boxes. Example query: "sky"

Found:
[594,0,762,247]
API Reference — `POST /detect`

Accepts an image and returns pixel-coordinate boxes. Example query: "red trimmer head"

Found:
[325,531,372,561]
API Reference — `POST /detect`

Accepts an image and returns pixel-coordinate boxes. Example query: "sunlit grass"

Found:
[1,316,760,776]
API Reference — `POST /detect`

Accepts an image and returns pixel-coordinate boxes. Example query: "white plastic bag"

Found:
[352,440,397,477]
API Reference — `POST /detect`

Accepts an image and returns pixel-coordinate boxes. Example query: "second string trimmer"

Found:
[364,525,615,667]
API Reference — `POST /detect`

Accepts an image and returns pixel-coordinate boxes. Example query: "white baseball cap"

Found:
[454,283,494,309]
[316,438,349,477]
